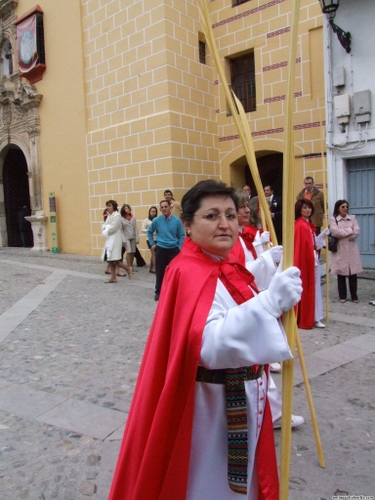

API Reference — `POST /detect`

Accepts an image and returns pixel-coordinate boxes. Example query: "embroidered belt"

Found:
[196,364,264,495]
[196,364,263,384]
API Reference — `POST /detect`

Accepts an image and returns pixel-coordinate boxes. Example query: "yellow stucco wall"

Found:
[15,1,91,254]
[211,0,326,192]
[82,1,221,255]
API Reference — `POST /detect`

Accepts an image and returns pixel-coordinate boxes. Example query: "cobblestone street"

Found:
[0,248,374,499]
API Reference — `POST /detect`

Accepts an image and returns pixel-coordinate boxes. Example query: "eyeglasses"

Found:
[195,212,237,222]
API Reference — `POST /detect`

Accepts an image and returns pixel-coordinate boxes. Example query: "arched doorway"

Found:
[256,152,283,196]
[3,147,33,247]
[239,151,283,196]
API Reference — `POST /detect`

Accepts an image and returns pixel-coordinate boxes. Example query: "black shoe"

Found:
[154,293,160,301]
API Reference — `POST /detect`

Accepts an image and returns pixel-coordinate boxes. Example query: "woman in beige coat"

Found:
[329,199,363,303]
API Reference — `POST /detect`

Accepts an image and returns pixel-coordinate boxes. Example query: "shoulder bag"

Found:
[328,217,338,252]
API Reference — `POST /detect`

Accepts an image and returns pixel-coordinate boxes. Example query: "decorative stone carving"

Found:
[27,116,41,137]
[0,1,18,17]
[2,104,11,125]
[0,11,45,251]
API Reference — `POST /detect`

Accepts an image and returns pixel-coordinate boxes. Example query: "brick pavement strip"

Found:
[0,248,374,499]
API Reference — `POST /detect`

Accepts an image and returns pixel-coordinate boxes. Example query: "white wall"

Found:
[323,0,375,204]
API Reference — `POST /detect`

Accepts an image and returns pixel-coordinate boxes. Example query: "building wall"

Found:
[210,0,326,192]
[322,0,375,267]
[2,0,326,255]
[324,0,375,204]
[82,0,326,256]
[14,0,92,254]
[82,0,220,254]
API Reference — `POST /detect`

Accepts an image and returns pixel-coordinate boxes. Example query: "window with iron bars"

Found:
[230,52,256,113]
[199,40,206,64]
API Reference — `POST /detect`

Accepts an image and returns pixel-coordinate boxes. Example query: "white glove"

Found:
[260,231,270,244]
[321,228,330,236]
[258,266,302,317]
[266,245,283,264]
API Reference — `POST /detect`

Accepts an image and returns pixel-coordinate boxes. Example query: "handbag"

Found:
[328,217,338,252]
[328,234,338,252]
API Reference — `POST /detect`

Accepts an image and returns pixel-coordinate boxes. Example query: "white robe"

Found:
[187,279,292,500]
[314,232,326,322]
[238,236,283,421]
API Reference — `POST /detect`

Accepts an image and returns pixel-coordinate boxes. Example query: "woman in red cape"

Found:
[294,199,328,329]
[108,180,302,500]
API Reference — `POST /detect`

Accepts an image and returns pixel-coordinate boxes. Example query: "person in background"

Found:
[164,189,182,218]
[296,176,325,235]
[242,183,252,200]
[264,184,282,244]
[17,205,33,247]
[141,206,158,273]
[232,190,304,428]
[147,199,185,301]
[121,204,138,271]
[329,199,363,303]
[103,207,112,276]
[232,192,279,293]
[102,200,132,283]
[108,180,302,500]
[294,199,329,328]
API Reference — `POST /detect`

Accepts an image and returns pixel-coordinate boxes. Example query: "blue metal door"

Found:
[347,156,375,269]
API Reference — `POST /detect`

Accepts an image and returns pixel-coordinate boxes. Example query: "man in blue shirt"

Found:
[147,199,185,301]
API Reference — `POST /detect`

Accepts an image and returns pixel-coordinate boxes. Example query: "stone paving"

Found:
[0,247,374,499]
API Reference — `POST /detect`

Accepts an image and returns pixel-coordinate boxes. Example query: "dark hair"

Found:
[103,208,108,221]
[181,180,238,222]
[295,198,314,220]
[120,206,126,217]
[148,206,158,220]
[106,199,118,211]
[122,203,131,211]
[164,189,174,199]
[304,176,314,183]
[333,199,349,217]
[160,199,171,207]
[264,184,274,192]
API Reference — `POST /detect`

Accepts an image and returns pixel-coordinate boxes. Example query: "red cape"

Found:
[231,225,258,262]
[294,217,316,329]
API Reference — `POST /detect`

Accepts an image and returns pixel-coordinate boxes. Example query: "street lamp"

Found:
[319,0,351,53]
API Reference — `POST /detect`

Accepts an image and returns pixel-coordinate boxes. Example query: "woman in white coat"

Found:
[102,200,132,283]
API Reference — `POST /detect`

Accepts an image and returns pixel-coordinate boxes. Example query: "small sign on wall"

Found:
[49,192,59,253]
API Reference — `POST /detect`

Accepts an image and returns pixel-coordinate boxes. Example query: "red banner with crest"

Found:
[17,14,38,73]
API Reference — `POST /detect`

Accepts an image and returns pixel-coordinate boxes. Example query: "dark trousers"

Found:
[337,274,358,301]
[155,246,180,294]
